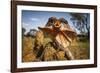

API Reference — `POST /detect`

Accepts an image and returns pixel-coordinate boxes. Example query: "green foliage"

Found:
[70,13,90,35]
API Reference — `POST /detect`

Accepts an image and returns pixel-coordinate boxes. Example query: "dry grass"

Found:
[22,36,90,62]
[70,40,90,59]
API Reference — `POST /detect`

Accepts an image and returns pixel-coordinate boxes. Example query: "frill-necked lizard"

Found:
[38,17,77,60]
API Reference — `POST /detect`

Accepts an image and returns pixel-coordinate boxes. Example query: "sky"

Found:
[22,10,90,34]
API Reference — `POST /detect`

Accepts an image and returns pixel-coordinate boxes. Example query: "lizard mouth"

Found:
[54,23,61,28]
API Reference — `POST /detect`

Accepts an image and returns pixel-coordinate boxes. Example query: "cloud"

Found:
[22,22,38,33]
[30,18,40,21]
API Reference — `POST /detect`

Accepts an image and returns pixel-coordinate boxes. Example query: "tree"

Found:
[26,29,37,37]
[70,13,90,38]
[22,27,26,36]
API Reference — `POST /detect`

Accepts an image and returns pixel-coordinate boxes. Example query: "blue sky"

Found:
[22,10,90,34]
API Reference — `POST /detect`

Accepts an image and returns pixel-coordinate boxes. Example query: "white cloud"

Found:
[30,18,40,21]
[22,22,38,34]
